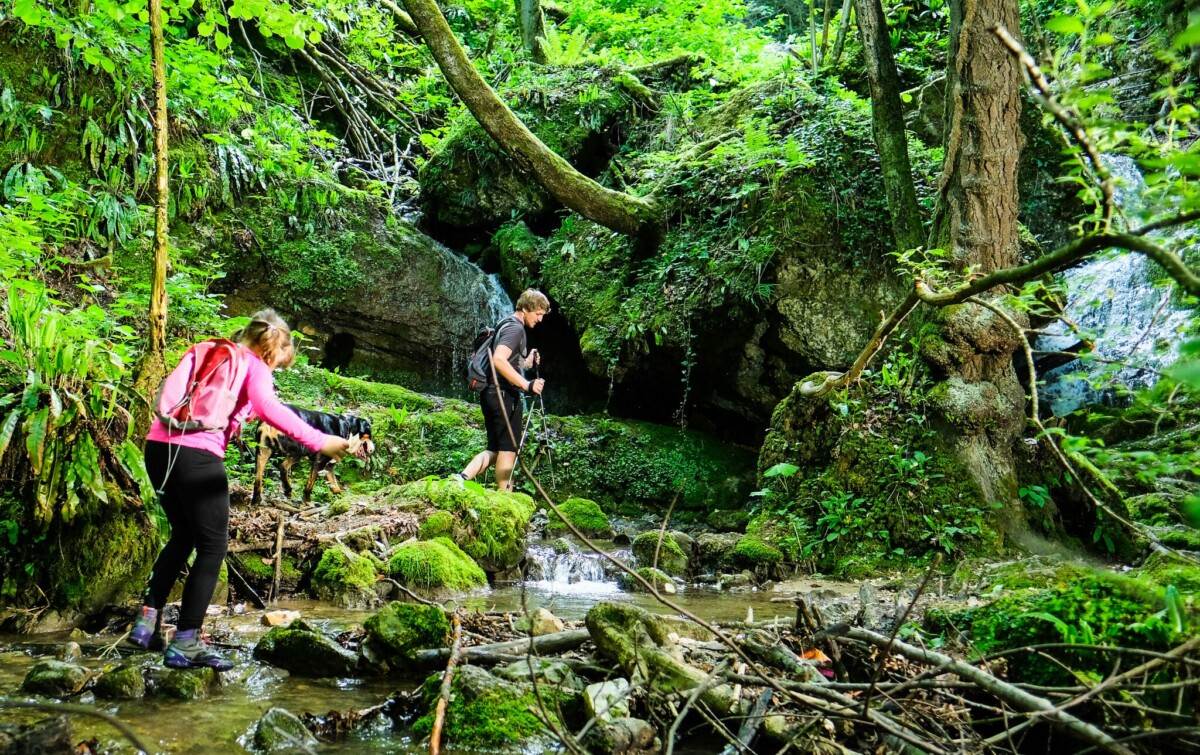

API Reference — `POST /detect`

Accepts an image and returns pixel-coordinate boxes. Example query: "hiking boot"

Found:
[449,473,466,488]
[164,629,234,671]
[127,606,160,650]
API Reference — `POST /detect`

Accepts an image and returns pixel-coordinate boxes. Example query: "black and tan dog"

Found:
[251,405,375,505]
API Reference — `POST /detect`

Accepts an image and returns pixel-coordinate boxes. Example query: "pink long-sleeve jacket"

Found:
[146,348,329,459]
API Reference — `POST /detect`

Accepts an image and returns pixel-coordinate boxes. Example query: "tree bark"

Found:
[134,0,170,420]
[854,0,923,251]
[516,0,549,64]
[926,0,1026,510]
[403,0,658,236]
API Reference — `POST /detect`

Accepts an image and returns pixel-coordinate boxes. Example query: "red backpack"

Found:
[154,339,250,432]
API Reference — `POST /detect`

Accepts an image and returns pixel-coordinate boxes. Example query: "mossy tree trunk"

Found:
[854,0,923,251]
[516,0,549,64]
[134,0,170,423]
[926,0,1027,514]
[402,0,659,236]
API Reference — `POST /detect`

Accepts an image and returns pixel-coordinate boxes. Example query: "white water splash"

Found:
[524,543,622,595]
[1037,155,1196,416]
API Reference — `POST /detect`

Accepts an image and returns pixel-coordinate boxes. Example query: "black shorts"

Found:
[481,386,524,453]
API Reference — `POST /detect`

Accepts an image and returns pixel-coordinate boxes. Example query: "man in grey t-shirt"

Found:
[454,289,549,491]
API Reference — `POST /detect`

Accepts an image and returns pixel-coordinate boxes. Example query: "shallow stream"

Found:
[0,539,849,753]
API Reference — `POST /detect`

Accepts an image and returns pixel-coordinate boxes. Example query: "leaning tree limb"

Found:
[429,612,463,755]
[832,626,1135,755]
[0,700,151,754]
[402,0,660,236]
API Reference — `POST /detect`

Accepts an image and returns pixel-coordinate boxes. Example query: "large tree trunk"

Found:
[925,0,1027,513]
[134,0,170,419]
[516,0,549,64]
[854,0,923,250]
[403,0,658,236]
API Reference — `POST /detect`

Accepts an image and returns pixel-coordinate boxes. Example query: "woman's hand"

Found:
[321,436,351,460]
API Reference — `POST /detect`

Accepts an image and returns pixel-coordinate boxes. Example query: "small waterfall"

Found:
[525,543,621,594]
[436,254,514,389]
[1037,156,1196,416]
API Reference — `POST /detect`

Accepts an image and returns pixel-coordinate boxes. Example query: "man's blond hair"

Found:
[515,289,550,313]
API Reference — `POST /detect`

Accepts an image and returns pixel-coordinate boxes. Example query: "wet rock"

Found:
[147,667,218,700]
[94,664,146,700]
[495,659,583,691]
[630,532,689,576]
[584,679,630,722]
[716,571,755,590]
[311,546,380,609]
[262,610,302,627]
[585,717,660,755]
[694,533,741,573]
[254,619,359,677]
[55,642,82,663]
[0,715,73,754]
[529,607,565,636]
[362,602,450,669]
[616,567,674,594]
[551,537,573,554]
[253,707,319,752]
[21,660,91,697]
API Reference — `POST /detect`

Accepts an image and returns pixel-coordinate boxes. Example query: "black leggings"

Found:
[143,440,229,632]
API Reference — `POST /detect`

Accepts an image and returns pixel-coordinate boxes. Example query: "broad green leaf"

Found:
[1046,15,1085,35]
[1175,20,1200,48]
[0,409,20,459]
[763,462,800,478]
[24,406,48,476]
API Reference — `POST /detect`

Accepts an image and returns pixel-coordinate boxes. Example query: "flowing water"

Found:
[1037,155,1197,416]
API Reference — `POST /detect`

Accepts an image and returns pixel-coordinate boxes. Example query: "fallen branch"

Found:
[832,626,1134,755]
[411,628,590,667]
[429,612,464,755]
[0,700,151,754]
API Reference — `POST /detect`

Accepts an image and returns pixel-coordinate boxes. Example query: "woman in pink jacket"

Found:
[129,309,349,670]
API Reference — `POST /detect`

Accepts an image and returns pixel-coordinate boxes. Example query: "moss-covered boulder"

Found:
[253,707,319,752]
[311,545,380,608]
[410,665,562,751]
[386,537,488,593]
[21,660,91,697]
[494,659,584,692]
[616,566,675,593]
[146,667,219,700]
[389,478,534,572]
[729,535,784,569]
[253,619,359,677]
[93,664,145,700]
[631,532,689,576]
[545,498,614,538]
[693,533,742,573]
[362,602,451,666]
[418,510,456,540]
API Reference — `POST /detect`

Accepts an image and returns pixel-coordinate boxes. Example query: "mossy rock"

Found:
[693,532,742,573]
[494,659,584,692]
[585,602,712,697]
[616,566,674,593]
[545,497,614,538]
[387,478,534,572]
[631,531,689,576]
[21,660,91,697]
[147,667,219,700]
[706,508,750,532]
[253,619,360,677]
[363,602,451,664]
[418,510,456,540]
[93,664,145,700]
[386,537,487,593]
[253,707,319,752]
[729,535,784,568]
[311,545,379,608]
[410,665,562,750]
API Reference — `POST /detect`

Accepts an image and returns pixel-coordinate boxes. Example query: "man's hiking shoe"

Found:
[164,629,234,671]
[449,473,466,488]
[127,606,159,650]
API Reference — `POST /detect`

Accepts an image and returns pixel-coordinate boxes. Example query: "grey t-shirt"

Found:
[492,315,527,389]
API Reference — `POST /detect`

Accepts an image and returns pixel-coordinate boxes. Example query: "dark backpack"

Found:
[466,327,498,392]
